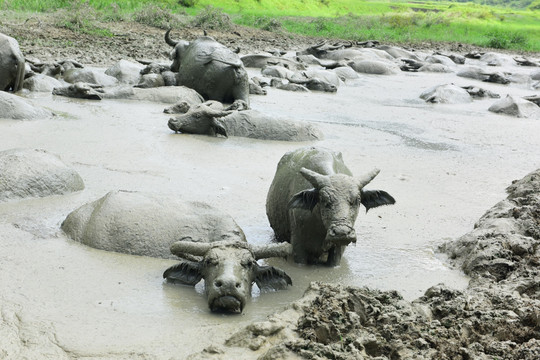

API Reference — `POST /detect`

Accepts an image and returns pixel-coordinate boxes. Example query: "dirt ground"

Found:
[0,11,508,67]
[0,12,319,65]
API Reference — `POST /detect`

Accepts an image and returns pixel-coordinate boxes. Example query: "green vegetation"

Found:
[0,0,539,52]
[432,0,534,10]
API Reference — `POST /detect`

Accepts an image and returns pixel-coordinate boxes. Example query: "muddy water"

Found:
[1,61,540,358]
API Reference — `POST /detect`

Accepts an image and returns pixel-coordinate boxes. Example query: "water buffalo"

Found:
[165,30,249,104]
[266,147,395,266]
[0,33,25,92]
[1,148,84,202]
[488,95,540,118]
[164,240,292,313]
[288,71,338,92]
[167,101,323,141]
[298,41,393,62]
[0,91,54,120]
[240,54,305,70]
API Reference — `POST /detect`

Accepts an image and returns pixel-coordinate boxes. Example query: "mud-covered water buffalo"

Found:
[0,33,25,92]
[167,101,323,141]
[165,30,249,104]
[266,147,395,266]
[164,240,292,313]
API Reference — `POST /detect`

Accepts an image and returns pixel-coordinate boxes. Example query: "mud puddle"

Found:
[1,63,539,358]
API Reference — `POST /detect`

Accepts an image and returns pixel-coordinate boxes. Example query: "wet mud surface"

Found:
[1,14,540,360]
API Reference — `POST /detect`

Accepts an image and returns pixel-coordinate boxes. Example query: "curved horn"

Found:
[358,168,380,188]
[300,167,331,188]
[165,29,178,47]
[310,41,326,50]
[199,105,234,118]
[327,43,344,51]
[251,242,292,260]
[170,241,211,257]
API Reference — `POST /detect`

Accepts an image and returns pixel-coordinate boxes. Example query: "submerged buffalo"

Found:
[167,101,323,141]
[165,30,249,104]
[0,33,25,92]
[266,147,395,266]
[164,240,292,313]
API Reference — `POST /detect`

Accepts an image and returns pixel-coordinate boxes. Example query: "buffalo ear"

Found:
[360,190,396,212]
[211,118,228,138]
[163,261,203,286]
[254,265,292,291]
[288,189,319,211]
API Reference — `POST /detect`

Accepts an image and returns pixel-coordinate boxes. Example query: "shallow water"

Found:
[1,59,539,357]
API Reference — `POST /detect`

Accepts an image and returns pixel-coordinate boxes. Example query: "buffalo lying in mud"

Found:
[167,101,323,141]
[266,147,395,266]
[0,33,25,92]
[62,190,292,313]
[165,30,249,105]
[164,240,292,313]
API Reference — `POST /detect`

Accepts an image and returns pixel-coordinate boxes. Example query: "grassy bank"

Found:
[1,0,539,52]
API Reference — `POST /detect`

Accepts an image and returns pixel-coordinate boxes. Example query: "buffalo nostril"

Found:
[235,282,241,288]
[215,280,223,288]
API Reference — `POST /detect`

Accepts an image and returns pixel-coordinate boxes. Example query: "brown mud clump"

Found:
[190,169,540,360]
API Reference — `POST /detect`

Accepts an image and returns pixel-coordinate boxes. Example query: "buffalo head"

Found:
[163,240,292,313]
[288,77,337,93]
[288,168,395,249]
[167,102,233,137]
[165,29,190,72]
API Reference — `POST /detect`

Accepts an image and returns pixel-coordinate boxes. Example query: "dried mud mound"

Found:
[191,169,540,360]
[443,168,540,291]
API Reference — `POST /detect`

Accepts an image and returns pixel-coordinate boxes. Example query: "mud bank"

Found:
[189,169,540,359]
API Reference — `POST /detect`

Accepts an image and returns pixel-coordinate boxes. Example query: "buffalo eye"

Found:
[241,260,255,269]
[205,257,219,266]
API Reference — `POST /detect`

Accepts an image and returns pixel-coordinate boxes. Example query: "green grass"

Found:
[1,0,539,52]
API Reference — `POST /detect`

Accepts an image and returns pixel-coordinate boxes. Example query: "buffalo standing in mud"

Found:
[164,240,292,313]
[165,30,249,104]
[266,147,395,266]
[0,33,25,92]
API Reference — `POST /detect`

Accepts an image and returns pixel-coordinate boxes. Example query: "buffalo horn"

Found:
[252,242,292,260]
[311,41,326,50]
[357,168,380,189]
[165,29,178,47]
[170,241,211,257]
[300,168,331,188]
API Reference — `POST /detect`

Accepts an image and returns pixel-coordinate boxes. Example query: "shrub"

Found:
[102,2,125,22]
[133,3,182,29]
[484,29,528,49]
[528,0,540,10]
[191,6,233,30]
[254,16,282,32]
[312,18,330,32]
[178,0,198,7]
[54,0,98,31]
[420,12,451,28]
[383,12,424,28]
